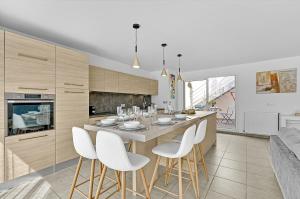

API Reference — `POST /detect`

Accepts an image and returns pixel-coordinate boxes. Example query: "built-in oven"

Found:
[5,93,55,136]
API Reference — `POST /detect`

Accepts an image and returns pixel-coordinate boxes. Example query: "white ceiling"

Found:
[1,0,300,72]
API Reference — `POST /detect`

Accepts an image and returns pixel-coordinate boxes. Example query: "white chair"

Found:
[149,125,198,199]
[94,130,151,199]
[69,127,120,199]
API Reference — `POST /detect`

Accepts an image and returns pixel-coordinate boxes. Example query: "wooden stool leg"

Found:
[128,142,132,152]
[95,166,107,199]
[166,159,174,185]
[198,144,209,182]
[164,158,170,186]
[149,156,161,193]
[193,147,200,197]
[187,154,198,198]
[140,169,151,199]
[115,170,121,191]
[88,160,96,199]
[68,156,83,199]
[178,158,183,199]
[121,171,126,199]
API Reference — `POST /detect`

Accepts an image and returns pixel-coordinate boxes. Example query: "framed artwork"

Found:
[169,74,176,99]
[256,68,297,93]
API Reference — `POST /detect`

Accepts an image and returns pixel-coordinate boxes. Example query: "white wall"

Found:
[180,56,300,133]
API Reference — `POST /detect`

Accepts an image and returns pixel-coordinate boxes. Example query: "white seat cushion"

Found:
[152,142,181,158]
[127,152,150,171]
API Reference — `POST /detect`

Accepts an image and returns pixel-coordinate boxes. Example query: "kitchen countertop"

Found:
[84,111,216,142]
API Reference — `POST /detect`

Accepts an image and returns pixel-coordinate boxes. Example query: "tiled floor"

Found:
[0,133,283,199]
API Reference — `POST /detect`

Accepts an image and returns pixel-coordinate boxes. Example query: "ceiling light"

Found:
[161,43,168,77]
[132,23,141,69]
[177,54,183,81]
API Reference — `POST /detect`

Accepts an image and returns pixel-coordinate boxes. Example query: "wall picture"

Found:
[169,74,176,99]
[256,68,297,93]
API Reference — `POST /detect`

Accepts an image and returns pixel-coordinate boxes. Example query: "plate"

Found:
[119,124,146,131]
[96,122,117,127]
[153,121,176,126]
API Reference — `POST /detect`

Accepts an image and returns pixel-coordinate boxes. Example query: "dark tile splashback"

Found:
[89,92,151,114]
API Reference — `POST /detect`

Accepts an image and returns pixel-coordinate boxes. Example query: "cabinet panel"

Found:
[5,130,55,180]
[150,79,158,95]
[89,65,105,92]
[56,47,88,89]
[5,32,55,94]
[105,69,118,92]
[118,72,136,94]
[0,30,4,182]
[55,88,88,163]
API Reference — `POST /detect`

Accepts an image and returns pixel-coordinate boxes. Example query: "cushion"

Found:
[278,127,300,159]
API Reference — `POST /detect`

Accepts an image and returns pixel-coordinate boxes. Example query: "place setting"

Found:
[152,117,176,126]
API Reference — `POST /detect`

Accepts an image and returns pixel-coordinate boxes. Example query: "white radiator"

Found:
[244,111,279,135]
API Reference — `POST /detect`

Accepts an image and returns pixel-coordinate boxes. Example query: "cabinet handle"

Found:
[18,87,49,91]
[64,82,84,87]
[18,53,48,62]
[19,134,48,142]
[64,91,85,94]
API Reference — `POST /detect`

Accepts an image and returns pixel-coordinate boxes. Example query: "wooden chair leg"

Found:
[193,147,200,197]
[149,156,161,193]
[128,142,132,152]
[121,171,126,199]
[166,159,175,185]
[115,170,121,191]
[94,166,107,199]
[69,156,83,199]
[140,169,151,199]
[99,162,103,182]
[187,154,198,198]
[198,144,209,182]
[88,160,96,199]
[178,158,183,199]
[164,158,170,186]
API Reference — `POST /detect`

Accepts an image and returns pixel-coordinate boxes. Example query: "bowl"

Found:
[158,117,172,123]
[124,121,140,129]
[101,118,116,125]
[175,114,187,119]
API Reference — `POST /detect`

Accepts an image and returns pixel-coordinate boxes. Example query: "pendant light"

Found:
[132,23,141,69]
[177,54,183,81]
[161,43,168,76]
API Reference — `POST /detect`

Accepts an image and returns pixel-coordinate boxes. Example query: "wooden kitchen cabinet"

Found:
[118,72,136,94]
[56,50,89,164]
[104,69,118,92]
[89,65,105,92]
[5,130,55,180]
[5,31,55,94]
[56,46,89,89]
[0,29,4,182]
[150,79,158,95]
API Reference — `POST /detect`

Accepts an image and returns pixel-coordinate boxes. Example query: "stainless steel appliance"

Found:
[5,93,55,136]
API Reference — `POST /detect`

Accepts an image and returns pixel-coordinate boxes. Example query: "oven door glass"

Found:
[7,101,54,136]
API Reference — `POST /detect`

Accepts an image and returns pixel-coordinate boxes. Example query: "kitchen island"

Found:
[84,111,217,194]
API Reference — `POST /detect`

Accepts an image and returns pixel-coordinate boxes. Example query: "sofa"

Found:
[270,127,300,199]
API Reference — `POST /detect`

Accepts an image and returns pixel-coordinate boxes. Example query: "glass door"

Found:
[184,80,207,110]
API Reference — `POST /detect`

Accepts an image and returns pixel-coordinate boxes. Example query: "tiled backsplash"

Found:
[89,92,151,114]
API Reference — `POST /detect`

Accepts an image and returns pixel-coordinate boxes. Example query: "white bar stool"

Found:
[168,120,209,197]
[149,125,198,199]
[94,130,151,199]
[69,127,120,199]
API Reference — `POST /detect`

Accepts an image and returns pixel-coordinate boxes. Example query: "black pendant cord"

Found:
[135,28,138,53]
[178,54,182,73]
[163,47,165,66]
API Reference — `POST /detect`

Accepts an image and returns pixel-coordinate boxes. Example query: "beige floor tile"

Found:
[205,190,234,199]
[223,152,247,162]
[246,156,271,168]
[220,158,246,171]
[202,163,219,175]
[210,177,246,199]
[205,156,222,166]
[246,186,283,199]
[247,173,281,193]
[216,166,246,184]
[246,163,275,178]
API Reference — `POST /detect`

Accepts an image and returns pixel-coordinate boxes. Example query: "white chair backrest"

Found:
[194,120,207,144]
[72,127,97,160]
[96,131,132,171]
[176,124,196,158]
[13,114,27,129]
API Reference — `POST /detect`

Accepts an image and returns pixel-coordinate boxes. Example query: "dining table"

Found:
[84,111,217,195]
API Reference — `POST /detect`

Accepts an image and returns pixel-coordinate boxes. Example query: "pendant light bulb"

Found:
[132,24,141,69]
[177,53,183,81]
[161,43,168,77]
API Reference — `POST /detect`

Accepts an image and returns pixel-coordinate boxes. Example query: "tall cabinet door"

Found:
[5,32,55,94]
[55,47,89,163]
[0,29,4,182]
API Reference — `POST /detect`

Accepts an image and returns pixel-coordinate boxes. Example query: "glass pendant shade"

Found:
[161,67,168,76]
[132,54,141,69]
